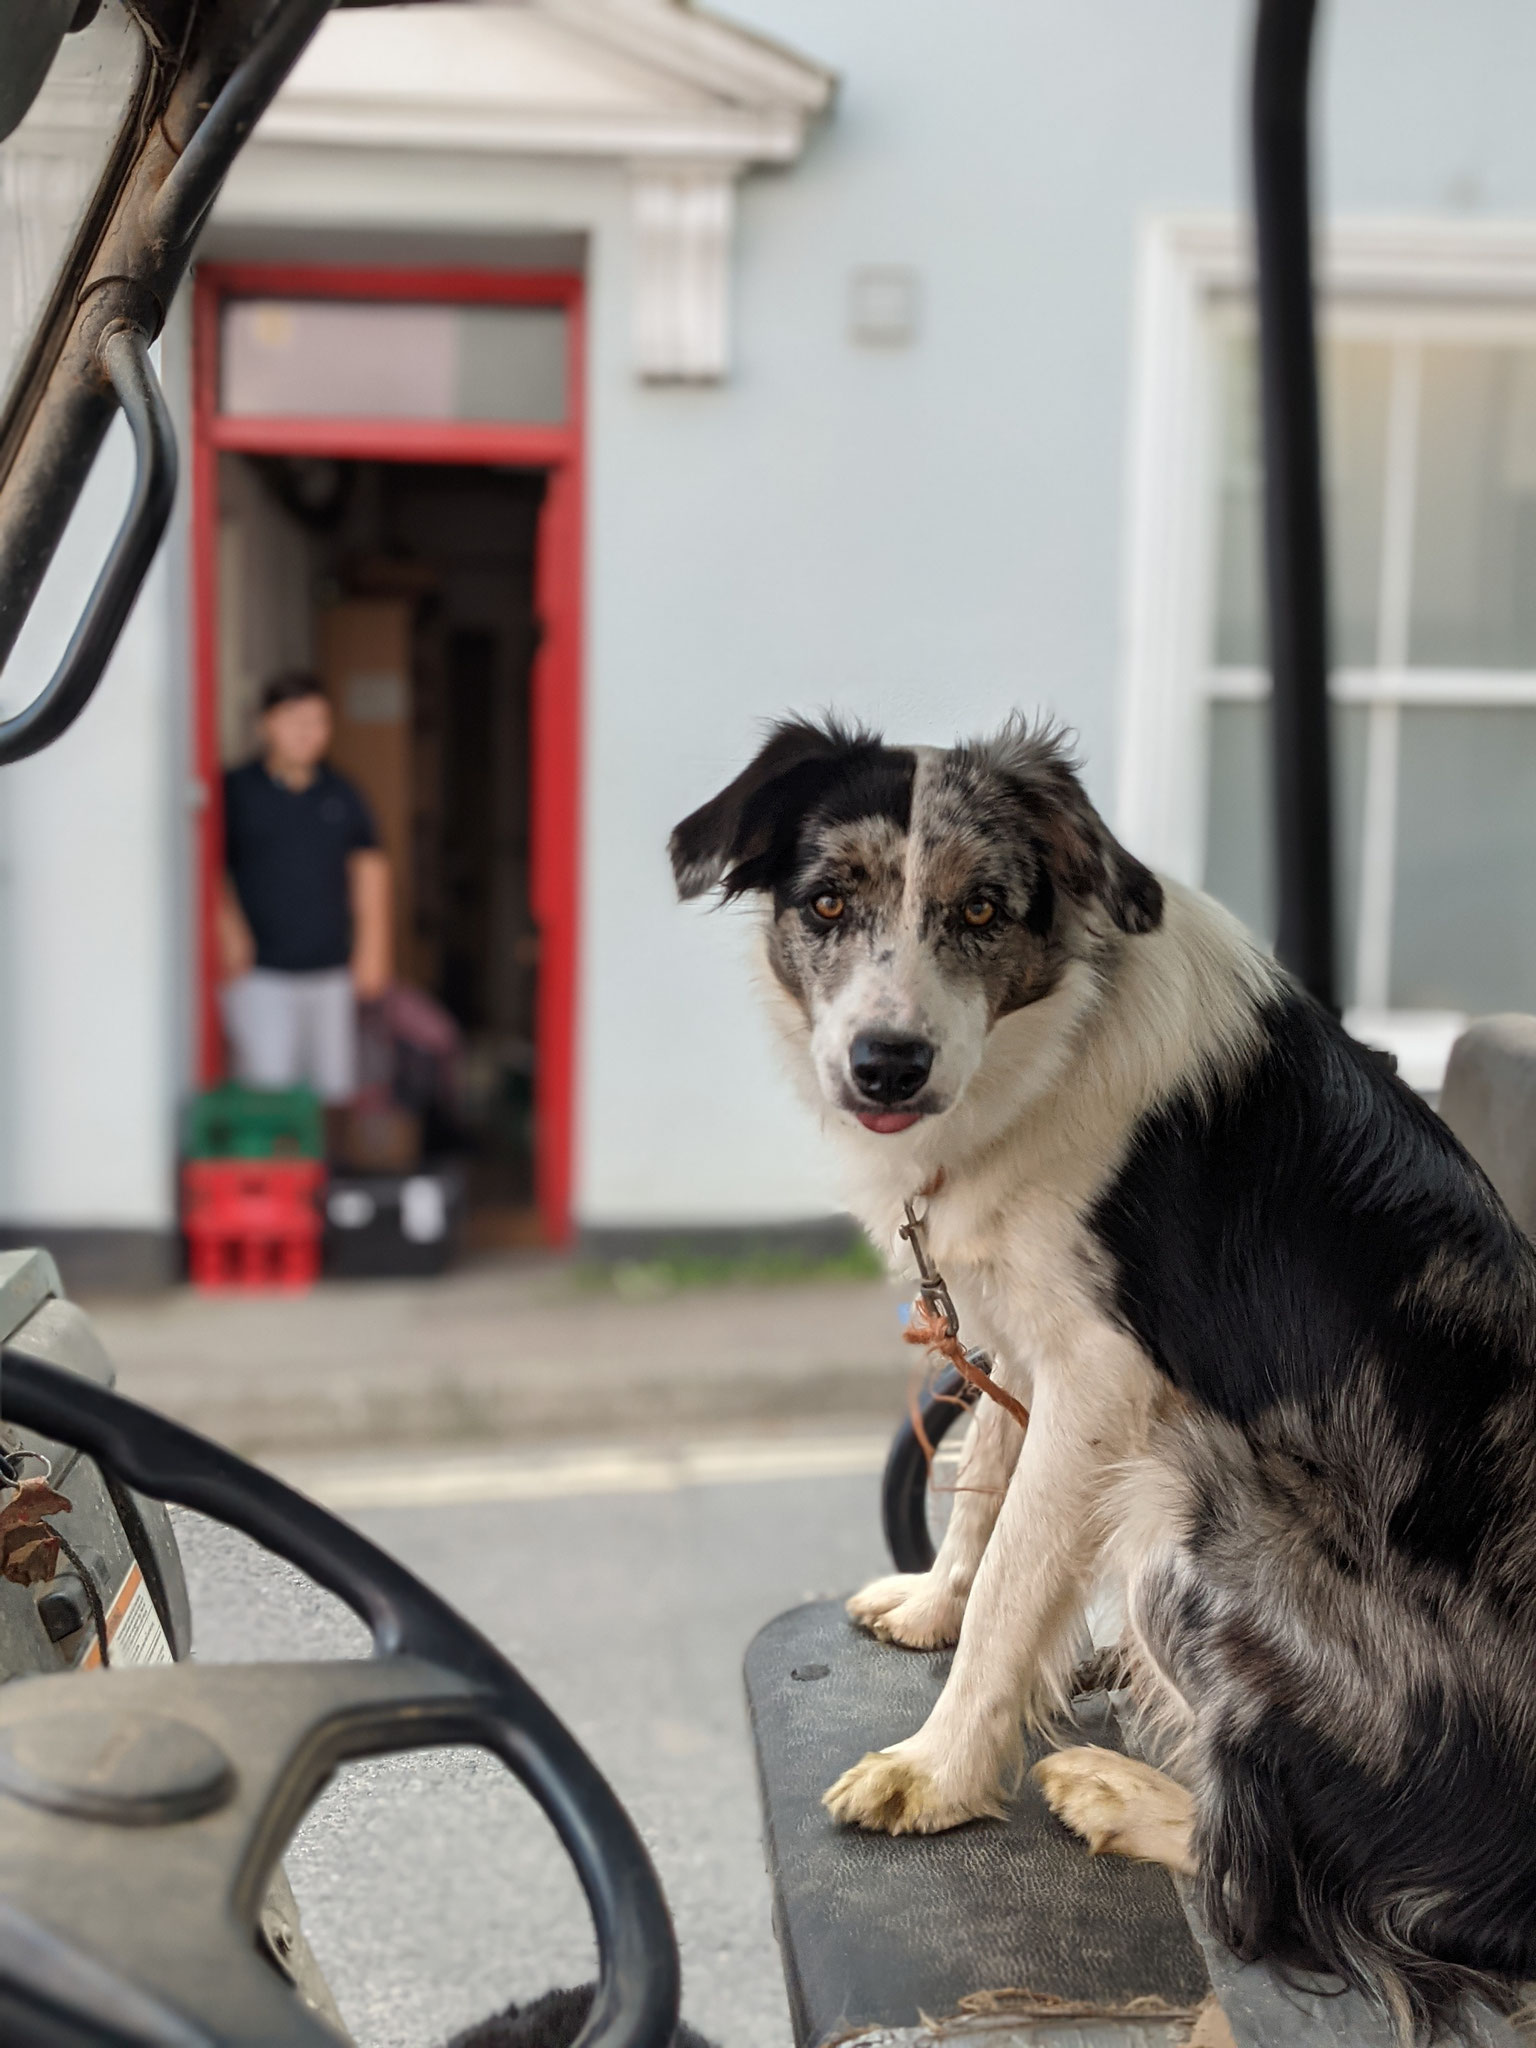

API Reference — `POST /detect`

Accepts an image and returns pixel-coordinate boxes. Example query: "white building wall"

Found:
[7,0,1536,1243]
[217,453,315,765]
[583,0,1536,1227]
[0,351,185,1235]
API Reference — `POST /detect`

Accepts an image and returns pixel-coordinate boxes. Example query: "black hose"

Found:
[1251,0,1337,1012]
[880,1367,978,1575]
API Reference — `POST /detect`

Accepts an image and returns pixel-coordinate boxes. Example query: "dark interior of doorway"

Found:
[217,451,546,1242]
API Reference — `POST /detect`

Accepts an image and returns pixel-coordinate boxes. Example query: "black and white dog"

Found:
[670,715,1536,2039]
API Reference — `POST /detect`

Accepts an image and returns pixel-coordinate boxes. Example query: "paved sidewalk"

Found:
[84,1258,913,1457]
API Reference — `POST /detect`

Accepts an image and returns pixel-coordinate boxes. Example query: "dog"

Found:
[670,713,1536,2039]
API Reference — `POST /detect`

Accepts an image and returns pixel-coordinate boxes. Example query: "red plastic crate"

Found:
[182,1159,325,1292]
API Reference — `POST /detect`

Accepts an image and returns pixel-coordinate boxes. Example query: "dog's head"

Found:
[669,716,1163,1135]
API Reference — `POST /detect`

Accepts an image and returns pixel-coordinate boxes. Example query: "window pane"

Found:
[1408,345,1536,668]
[1203,699,1367,1003]
[1391,707,1536,1010]
[1326,341,1393,667]
[220,300,567,424]
[1210,332,1389,667]
[1212,333,1265,665]
[0,2,146,413]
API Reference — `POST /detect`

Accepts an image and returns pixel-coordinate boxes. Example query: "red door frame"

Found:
[192,262,584,1245]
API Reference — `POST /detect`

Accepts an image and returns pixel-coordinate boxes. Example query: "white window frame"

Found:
[1117,216,1536,1083]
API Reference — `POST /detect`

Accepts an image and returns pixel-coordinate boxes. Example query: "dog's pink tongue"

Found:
[856,1110,923,1135]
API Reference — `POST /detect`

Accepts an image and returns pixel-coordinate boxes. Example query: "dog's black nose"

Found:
[850,1035,934,1104]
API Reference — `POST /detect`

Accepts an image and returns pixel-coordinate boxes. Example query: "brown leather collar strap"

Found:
[904,1301,1030,1433]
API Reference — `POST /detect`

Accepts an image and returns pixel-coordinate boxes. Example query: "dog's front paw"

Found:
[1032,1746,1195,1873]
[845,1571,964,1650]
[822,1744,1004,1835]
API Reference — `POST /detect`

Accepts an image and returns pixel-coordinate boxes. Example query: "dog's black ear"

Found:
[984,717,1163,935]
[669,718,875,902]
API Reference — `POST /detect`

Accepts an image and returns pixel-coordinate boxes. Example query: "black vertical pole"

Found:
[1251,0,1337,1012]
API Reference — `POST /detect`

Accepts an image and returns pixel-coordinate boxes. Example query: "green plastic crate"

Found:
[185,1083,324,1161]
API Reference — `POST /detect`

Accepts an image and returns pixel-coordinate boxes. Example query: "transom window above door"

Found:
[1203,305,1536,1076]
[220,297,569,425]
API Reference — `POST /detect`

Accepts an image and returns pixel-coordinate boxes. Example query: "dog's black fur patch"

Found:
[668,718,915,908]
[1092,990,1536,2027]
[1090,991,1531,1453]
[1198,1697,1536,2025]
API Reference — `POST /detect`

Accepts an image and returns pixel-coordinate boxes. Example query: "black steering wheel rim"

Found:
[0,1349,681,2048]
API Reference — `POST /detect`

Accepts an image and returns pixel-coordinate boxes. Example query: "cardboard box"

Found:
[316,599,415,974]
[334,1104,422,1174]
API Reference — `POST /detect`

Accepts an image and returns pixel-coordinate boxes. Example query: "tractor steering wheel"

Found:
[0,1350,681,2048]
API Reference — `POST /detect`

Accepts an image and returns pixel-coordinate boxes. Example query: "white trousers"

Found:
[221,968,357,1104]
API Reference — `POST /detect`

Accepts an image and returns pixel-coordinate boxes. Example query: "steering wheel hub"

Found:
[0,1707,234,1827]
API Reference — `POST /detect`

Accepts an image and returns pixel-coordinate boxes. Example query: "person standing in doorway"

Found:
[218,670,391,1104]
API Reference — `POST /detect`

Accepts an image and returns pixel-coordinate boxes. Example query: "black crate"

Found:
[322,1164,465,1279]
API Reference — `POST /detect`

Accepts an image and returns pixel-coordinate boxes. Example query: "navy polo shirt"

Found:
[224,761,379,973]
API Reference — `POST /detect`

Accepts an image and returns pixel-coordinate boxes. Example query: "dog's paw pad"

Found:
[823,1751,932,1833]
[846,1573,926,1625]
[1032,1746,1194,1872]
[845,1573,962,1649]
[1032,1747,1137,1852]
[823,1750,999,1834]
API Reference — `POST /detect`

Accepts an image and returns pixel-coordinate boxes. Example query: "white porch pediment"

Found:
[250,0,836,380]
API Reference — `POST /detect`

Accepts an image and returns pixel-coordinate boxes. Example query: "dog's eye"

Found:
[962,898,996,928]
[811,893,845,922]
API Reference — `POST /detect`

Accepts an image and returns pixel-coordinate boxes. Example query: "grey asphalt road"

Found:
[93,1267,910,1458]
[173,1441,898,2048]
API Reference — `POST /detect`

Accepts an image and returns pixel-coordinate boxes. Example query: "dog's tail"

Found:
[1197,1706,1536,2043]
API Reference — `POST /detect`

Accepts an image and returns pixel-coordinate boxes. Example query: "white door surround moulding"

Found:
[1115,213,1536,887]
[248,0,835,382]
[252,96,813,165]
[630,162,736,382]
[541,0,835,118]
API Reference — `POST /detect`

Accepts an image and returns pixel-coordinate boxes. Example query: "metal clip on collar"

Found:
[900,1199,960,1341]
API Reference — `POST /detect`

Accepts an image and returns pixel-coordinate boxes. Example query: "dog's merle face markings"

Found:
[670,715,1163,1131]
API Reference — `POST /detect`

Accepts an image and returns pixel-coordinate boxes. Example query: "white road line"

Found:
[272,1434,894,1510]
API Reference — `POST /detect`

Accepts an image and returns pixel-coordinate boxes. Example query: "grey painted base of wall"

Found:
[0,1219,868,1295]
[0,1228,180,1297]
[577,1215,865,1265]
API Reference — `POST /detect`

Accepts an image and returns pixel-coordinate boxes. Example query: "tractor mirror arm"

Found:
[0,323,174,768]
[0,0,335,767]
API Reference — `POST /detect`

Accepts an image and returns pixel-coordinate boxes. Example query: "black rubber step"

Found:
[745,1601,1210,2045]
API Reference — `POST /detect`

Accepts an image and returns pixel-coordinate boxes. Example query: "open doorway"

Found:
[215,453,549,1242]
[193,263,583,1247]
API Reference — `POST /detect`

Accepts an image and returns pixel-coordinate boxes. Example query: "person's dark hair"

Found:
[260,669,327,715]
